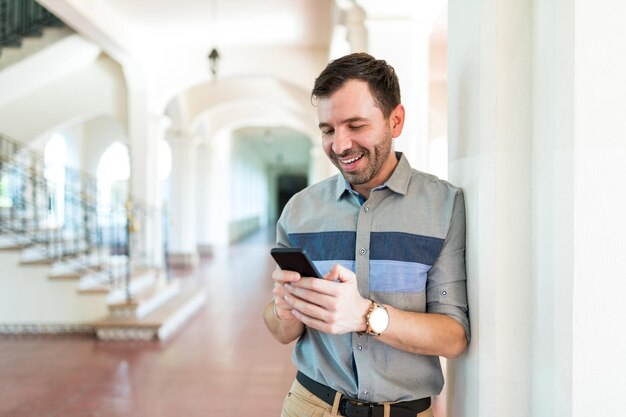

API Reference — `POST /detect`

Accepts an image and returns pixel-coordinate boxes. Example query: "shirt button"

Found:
[359,248,367,255]
[357,344,363,350]
[364,206,371,213]
[362,390,368,396]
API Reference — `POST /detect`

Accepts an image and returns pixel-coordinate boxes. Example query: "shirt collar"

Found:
[334,152,412,201]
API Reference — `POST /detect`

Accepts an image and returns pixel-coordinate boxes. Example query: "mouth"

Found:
[339,153,364,166]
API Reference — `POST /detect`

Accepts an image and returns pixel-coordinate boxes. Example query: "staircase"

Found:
[0,1,205,340]
[0,0,64,58]
[0,132,205,341]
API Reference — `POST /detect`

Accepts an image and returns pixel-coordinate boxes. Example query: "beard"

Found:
[330,127,393,186]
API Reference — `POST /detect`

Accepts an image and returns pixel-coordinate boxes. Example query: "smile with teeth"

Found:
[340,154,364,165]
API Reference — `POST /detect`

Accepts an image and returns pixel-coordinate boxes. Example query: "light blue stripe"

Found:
[313,260,355,278]
[369,260,430,293]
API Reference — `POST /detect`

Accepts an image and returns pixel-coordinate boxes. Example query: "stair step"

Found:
[46,252,110,280]
[78,266,156,295]
[19,249,91,266]
[93,288,206,341]
[107,279,181,319]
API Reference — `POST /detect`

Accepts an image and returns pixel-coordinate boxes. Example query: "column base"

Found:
[167,252,199,268]
[197,244,214,257]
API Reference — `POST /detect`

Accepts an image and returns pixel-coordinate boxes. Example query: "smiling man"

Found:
[264,53,470,417]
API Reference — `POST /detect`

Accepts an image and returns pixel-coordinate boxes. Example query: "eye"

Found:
[321,128,334,136]
[349,124,365,130]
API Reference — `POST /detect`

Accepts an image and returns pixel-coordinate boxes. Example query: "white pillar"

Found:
[358,1,443,172]
[570,1,626,415]
[165,133,198,267]
[203,129,231,248]
[126,80,164,268]
[342,2,368,53]
[308,145,336,185]
[449,0,626,416]
[531,1,574,415]
[196,141,213,255]
[447,1,533,416]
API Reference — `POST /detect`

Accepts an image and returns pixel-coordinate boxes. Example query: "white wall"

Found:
[83,117,128,176]
[230,135,268,227]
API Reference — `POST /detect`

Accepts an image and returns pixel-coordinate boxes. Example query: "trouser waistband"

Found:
[296,371,431,417]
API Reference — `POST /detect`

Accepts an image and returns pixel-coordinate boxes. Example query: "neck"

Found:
[351,152,399,199]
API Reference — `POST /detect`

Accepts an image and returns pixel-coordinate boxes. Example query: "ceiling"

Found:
[234,126,314,169]
[104,0,334,49]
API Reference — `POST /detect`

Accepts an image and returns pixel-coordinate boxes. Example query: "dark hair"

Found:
[311,52,401,118]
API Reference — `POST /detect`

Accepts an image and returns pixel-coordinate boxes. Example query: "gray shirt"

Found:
[276,153,470,403]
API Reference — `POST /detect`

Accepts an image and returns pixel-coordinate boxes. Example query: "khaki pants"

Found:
[281,379,434,417]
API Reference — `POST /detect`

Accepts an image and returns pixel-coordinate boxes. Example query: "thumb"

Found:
[324,264,356,283]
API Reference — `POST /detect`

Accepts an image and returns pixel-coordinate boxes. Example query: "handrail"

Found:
[0,0,64,55]
[0,132,166,303]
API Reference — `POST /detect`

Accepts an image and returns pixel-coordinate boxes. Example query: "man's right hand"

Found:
[272,267,302,320]
[264,267,307,344]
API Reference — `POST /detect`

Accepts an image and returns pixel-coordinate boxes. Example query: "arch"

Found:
[97,141,130,209]
[164,75,317,141]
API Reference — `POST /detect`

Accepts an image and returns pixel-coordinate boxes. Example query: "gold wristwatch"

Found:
[365,300,389,336]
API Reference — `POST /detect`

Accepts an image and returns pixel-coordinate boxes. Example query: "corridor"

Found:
[0,229,296,417]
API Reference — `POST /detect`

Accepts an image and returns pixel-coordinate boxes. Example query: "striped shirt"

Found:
[276,152,470,403]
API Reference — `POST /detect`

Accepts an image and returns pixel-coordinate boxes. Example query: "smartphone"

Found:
[270,247,322,278]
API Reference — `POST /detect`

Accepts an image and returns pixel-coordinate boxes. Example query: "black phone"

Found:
[270,247,322,278]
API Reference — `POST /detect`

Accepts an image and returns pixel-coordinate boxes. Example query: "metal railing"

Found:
[0,0,64,55]
[0,132,164,302]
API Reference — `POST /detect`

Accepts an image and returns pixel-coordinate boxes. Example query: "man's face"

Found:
[317,80,401,193]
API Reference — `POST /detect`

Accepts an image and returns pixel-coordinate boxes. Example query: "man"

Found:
[263,53,470,417]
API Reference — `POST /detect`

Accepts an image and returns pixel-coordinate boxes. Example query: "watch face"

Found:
[369,306,389,334]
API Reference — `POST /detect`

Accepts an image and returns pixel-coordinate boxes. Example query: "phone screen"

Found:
[270,247,322,278]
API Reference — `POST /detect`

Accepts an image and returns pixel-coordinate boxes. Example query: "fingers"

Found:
[284,281,337,311]
[272,266,302,283]
[284,292,329,322]
[271,267,302,319]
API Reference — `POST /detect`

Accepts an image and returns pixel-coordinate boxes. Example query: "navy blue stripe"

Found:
[370,232,444,266]
[288,232,356,261]
[288,231,444,266]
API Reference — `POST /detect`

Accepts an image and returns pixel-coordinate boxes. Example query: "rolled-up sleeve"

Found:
[426,190,470,342]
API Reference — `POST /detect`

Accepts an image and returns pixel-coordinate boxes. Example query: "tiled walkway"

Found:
[0,229,296,417]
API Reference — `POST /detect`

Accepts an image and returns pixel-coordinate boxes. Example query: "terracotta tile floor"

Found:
[0,229,296,417]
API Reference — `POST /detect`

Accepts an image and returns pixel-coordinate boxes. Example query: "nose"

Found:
[332,129,352,155]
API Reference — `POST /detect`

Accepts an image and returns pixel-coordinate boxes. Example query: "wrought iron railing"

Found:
[0,0,64,55]
[0,132,164,302]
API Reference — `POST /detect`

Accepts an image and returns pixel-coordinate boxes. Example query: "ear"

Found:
[388,104,405,138]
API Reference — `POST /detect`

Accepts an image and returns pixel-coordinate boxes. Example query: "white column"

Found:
[126,81,164,268]
[531,1,574,416]
[449,0,626,416]
[571,1,626,415]
[339,1,368,53]
[447,1,533,417]
[196,142,213,255]
[359,4,438,172]
[166,133,198,267]
[308,145,336,185]
[345,5,367,53]
[202,129,231,248]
